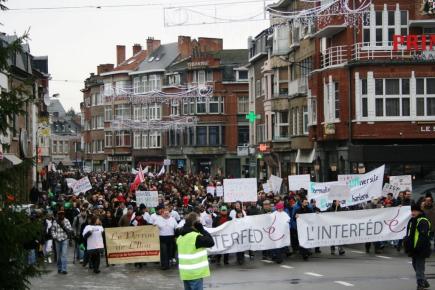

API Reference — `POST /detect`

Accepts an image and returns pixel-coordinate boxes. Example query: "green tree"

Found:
[0,1,43,289]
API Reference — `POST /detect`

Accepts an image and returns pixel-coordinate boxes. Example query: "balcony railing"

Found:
[321,45,348,69]
[288,77,307,96]
[320,40,433,69]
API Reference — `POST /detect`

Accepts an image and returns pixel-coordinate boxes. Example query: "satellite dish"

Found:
[43,93,51,106]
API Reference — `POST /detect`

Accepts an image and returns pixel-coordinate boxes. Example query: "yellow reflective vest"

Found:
[176,231,210,281]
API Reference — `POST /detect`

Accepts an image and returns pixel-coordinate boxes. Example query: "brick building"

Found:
[308,0,435,182]
[164,38,249,177]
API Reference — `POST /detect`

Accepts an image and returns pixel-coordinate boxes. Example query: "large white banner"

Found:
[389,175,412,192]
[223,178,257,202]
[297,206,411,248]
[206,212,290,254]
[288,174,310,191]
[72,177,92,195]
[308,165,385,211]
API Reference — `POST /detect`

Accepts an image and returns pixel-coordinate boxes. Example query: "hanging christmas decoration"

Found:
[267,0,371,28]
[102,84,214,105]
[111,116,199,131]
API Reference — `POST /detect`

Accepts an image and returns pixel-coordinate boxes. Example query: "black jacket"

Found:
[177,224,215,249]
[404,214,431,258]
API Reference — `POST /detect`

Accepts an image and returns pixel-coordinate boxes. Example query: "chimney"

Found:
[198,37,223,53]
[97,63,114,75]
[133,43,142,55]
[178,36,192,58]
[146,37,161,55]
[116,45,126,65]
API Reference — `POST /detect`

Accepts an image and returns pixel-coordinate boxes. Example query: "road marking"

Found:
[408,261,413,264]
[261,259,273,263]
[304,272,323,277]
[334,281,354,287]
[280,265,294,269]
[400,277,410,280]
[350,250,364,254]
[376,255,392,259]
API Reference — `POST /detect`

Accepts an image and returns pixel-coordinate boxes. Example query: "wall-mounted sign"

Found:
[187,61,209,69]
[258,143,269,152]
[324,123,335,135]
[420,125,435,132]
[393,34,435,51]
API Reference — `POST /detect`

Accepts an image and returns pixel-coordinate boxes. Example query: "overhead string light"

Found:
[111,116,199,131]
[266,0,371,28]
[102,84,214,105]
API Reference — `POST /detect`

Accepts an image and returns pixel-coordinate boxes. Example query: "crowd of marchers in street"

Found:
[21,169,434,289]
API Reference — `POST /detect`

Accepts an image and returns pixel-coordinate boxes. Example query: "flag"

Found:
[157,165,165,177]
[130,166,144,192]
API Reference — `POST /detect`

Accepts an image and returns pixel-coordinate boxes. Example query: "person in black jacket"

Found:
[405,204,431,290]
[295,198,313,260]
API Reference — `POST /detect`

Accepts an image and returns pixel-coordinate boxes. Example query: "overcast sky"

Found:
[3,0,272,112]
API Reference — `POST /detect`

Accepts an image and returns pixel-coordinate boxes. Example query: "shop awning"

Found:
[295,149,315,164]
[3,153,23,165]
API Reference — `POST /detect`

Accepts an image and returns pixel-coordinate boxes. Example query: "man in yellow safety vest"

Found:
[177,212,215,290]
[405,204,432,290]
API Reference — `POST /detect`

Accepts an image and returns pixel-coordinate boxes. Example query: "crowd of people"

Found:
[23,169,435,288]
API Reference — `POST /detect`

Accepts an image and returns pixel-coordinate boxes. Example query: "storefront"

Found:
[107,155,132,172]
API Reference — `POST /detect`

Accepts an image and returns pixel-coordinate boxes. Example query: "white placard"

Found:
[207,186,216,195]
[136,191,159,208]
[288,174,310,191]
[382,183,401,198]
[207,212,290,254]
[223,178,258,202]
[269,175,283,194]
[389,175,412,192]
[297,206,411,248]
[216,186,224,197]
[262,183,271,193]
[65,178,77,188]
[328,183,351,201]
[71,177,92,195]
[309,165,385,211]
[163,159,171,166]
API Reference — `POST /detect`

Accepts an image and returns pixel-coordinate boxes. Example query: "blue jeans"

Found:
[76,244,84,261]
[183,278,203,290]
[55,240,68,272]
[27,249,36,265]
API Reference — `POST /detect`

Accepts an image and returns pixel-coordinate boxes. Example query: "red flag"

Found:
[130,165,144,192]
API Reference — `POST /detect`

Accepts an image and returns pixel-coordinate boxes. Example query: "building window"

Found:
[97,115,104,129]
[237,96,249,114]
[237,126,249,145]
[303,106,308,134]
[133,107,141,121]
[256,124,265,143]
[375,78,410,117]
[361,79,368,117]
[292,108,297,135]
[209,96,220,114]
[105,106,113,121]
[105,132,112,148]
[171,101,180,116]
[417,78,435,116]
[103,83,112,96]
[276,111,289,138]
[115,130,131,147]
[209,126,219,145]
[149,103,161,120]
[308,96,317,125]
[142,105,148,121]
[334,82,340,119]
[149,74,161,91]
[143,76,149,92]
[141,132,148,148]
[198,70,206,84]
[114,104,131,120]
[300,57,313,78]
[133,77,141,94]
[149,131,161,148]
[133,132,141,149]
[363,9,408,46]
[196,98,207,114]
[237,70,248,81]
[196,126,207,146]
[52,140,57,154]
[255,79,261,97]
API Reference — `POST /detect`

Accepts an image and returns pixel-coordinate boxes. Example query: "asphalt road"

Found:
[30,245,431,290]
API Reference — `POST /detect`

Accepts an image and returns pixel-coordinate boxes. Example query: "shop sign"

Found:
[393,34,435,52]
[187,61,208,69]
[237,146,249,156]
[107,156,132,162]
[420,125,435,132]
[324,123,335,135]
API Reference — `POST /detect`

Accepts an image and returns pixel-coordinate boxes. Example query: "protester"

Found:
[51,209,73,274]
[295,198,313,260]
[177,212,215,290]
[404,204,431,290]
[42,212,54,263]
[327,200,346,256]
[83,216,105,274]
[154,207,178,270]
[422,195,435,250]
[72,207,87,263]
[212,205,231,265]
